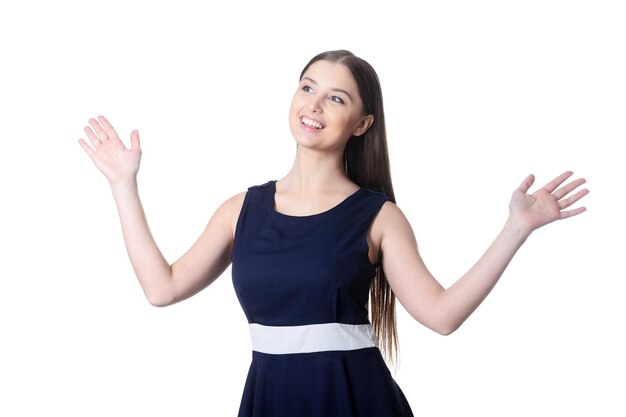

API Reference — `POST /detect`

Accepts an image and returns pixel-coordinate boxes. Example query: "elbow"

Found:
[148,298,170,308]
[408,300,465,335]
[432,317,463,336]
[433,304,466,336]
[435,324,457,336]
[420,319,458,336]
[146,291,175,308]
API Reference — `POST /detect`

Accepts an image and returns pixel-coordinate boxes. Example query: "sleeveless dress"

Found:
[231,180,414,417]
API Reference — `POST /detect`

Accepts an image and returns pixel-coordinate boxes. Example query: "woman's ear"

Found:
[352,115,374,137]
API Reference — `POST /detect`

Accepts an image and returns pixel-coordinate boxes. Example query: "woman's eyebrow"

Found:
[301,76,353,102]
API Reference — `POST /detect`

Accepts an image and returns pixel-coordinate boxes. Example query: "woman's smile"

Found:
[300,115,325,130]
[289,60,369,151]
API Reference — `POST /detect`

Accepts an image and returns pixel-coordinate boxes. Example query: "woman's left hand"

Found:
[509,171,589,235]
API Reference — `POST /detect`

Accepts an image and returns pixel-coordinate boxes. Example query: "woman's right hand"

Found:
[78,115,142,186]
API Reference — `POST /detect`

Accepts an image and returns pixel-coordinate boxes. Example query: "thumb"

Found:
[130,129,141,152]
[517,173,535,194]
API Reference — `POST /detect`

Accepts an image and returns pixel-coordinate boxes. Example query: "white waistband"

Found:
[248,322,379,354]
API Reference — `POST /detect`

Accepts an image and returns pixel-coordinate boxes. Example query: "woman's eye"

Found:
[303,86,313,93]
[329,96,344,104]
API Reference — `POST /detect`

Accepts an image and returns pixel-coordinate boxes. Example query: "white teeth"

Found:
[301,117,323,129]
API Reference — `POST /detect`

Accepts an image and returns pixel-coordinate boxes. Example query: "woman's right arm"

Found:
[79,115,242,307]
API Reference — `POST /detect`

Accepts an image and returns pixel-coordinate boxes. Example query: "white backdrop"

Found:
[1,1,624,416]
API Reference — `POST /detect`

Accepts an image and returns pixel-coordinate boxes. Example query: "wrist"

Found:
[503,215,532,245]
[110,176,138,198]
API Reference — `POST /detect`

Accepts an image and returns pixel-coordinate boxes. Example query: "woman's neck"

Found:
[279,145,355,193]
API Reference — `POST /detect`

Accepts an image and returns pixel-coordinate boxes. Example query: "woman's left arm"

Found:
[377,171,589,335]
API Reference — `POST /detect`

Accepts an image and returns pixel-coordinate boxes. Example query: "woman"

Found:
[78,50,589,416]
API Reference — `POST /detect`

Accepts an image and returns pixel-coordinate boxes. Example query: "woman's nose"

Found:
[307,95,323,113]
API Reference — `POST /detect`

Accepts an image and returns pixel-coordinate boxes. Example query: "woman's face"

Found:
[288,60,373,153]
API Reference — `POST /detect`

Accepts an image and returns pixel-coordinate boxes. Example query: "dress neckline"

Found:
[270,180,364,219]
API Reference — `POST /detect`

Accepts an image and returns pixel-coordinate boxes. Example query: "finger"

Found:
[541,171,574,193]
[517,174,535,194]
[89,117,108,142]
[84,126,101,148]
[559,206,587,220]
[553,177,587,200]
[558,188,590,210]
[98,115,121,142]
[129,129,141,151]
[78,138,95,157]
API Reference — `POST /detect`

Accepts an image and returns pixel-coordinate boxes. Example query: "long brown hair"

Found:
[300,50,399,366]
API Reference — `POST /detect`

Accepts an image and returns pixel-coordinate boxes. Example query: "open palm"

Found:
[78,115,141,185]
[509,171,589,234]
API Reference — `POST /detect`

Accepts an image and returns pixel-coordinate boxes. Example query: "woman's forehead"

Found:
[301,60,358,91]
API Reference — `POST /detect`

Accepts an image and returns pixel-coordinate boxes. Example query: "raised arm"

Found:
[78,115,242,307]
[373,172,589,335]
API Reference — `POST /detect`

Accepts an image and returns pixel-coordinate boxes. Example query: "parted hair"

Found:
[299,50,399,366]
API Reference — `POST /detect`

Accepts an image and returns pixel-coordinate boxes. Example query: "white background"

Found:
[1,0,624,415]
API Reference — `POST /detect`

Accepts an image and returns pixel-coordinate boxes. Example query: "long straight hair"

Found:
[300,50,399,366]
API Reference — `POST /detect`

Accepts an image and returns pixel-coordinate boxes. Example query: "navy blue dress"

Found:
[232,180,414,417]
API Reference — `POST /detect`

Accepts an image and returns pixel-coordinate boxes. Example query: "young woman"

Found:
[78,50,589,417]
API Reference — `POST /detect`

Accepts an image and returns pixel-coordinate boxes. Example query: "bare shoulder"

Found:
[219,190,247,213]
[370,201,416,247]
[211,190,247,238]
[372,201,412,231]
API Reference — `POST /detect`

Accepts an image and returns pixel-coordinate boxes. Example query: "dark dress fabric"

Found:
[231,180,414,417]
